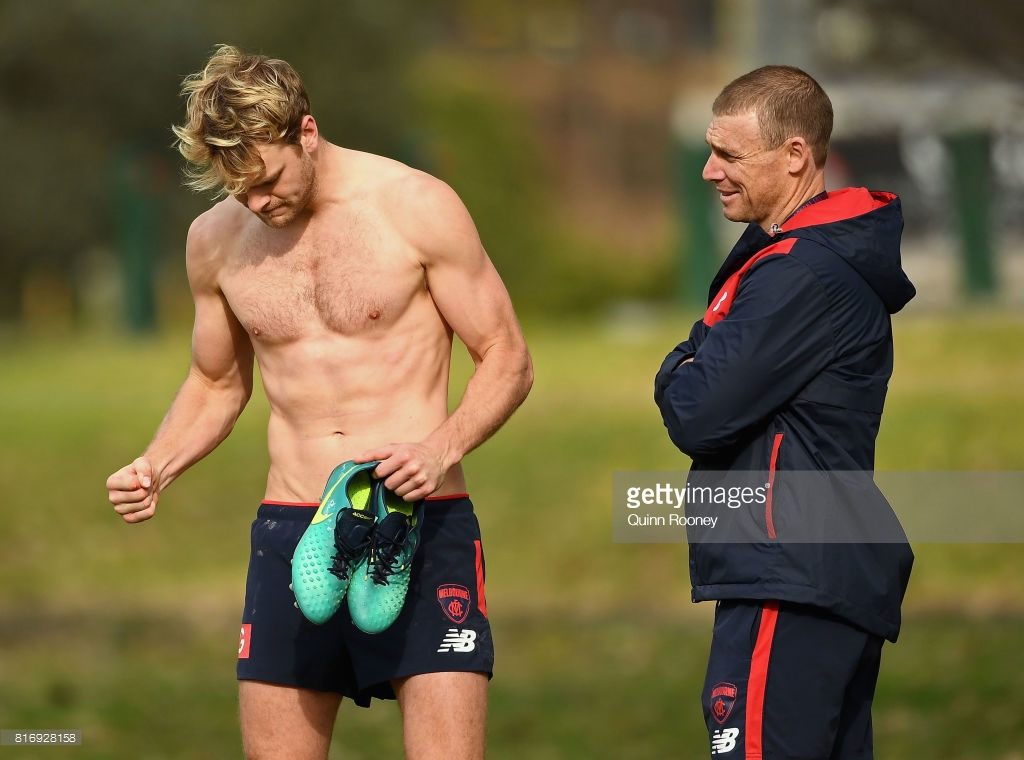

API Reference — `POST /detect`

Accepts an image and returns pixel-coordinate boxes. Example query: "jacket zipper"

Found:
[766,433,783,539]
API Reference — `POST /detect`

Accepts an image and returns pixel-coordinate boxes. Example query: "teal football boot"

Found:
[291,460,379,624]
[347,481,424,634]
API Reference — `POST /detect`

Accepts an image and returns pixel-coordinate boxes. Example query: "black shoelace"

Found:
[329,512,374,581]
[367,513,412,586]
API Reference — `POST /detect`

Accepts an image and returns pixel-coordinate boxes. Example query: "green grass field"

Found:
[1,310,1022,759]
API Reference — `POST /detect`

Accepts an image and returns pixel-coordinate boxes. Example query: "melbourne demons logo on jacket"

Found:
[437,584,472,624]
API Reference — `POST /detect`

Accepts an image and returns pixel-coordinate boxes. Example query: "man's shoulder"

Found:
[188,198,254,250]
[370,156,454,208]
[335,148,477,256]
[184,199,249,277]
[362,157,471,234]
[189,198,248,238]
[337,148,455,207]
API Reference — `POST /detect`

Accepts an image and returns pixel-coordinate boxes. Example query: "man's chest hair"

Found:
[221,225,425,342]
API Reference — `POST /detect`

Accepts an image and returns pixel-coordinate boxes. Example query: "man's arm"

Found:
[360,174,534,500]
[106,211,255,522]
[654,317,707,406]
[656,255,834,459]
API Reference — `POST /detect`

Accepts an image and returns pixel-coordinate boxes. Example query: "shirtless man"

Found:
[105,45,533,760]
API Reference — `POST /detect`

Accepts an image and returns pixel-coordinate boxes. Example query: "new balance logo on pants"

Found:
[437,628,477,653]
[711,727,739,754]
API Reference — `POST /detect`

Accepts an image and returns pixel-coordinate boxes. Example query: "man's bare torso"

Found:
[199,150,464,502]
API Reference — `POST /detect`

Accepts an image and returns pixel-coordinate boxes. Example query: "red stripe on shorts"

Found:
[474,539,488,618]
[746,601,780,758]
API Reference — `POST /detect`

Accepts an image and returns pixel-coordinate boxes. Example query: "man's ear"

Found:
[786,136,813,175]
[299,114,319,152]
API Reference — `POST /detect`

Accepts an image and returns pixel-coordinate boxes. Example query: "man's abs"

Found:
[255,331,463,503]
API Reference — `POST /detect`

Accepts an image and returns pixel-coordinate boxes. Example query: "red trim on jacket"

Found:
[703,239,797,326]
[782,187,895,232]
[766,434,783,540]
[703,188,897,329]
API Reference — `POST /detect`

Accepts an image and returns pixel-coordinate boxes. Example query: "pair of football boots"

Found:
[291,460,423,633]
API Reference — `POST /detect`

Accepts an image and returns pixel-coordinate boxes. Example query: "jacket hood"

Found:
[710,188,917,314]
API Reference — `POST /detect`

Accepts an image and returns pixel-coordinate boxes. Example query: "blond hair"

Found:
[713,65,833,166]
[172,44,311,196]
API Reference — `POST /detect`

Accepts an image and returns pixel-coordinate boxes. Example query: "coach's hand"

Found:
[107,456,161,523]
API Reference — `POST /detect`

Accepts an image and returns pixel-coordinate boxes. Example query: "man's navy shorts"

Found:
[236,495,493,707]
[702,600,883,759]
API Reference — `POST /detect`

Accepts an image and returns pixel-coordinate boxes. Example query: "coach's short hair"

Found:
[713,65,833,165]
[172,44,311,196]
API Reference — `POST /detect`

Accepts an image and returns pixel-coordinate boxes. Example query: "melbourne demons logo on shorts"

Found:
[436,584,472,624]
[709,682,738,725]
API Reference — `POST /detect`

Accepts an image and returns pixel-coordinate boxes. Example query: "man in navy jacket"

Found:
[654,66,915,759]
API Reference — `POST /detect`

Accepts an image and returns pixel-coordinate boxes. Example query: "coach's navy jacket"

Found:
[654,188,915,642]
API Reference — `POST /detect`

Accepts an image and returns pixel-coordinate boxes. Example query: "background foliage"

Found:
[0,0,668,326]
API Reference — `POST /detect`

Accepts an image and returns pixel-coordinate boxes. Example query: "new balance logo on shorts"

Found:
[711,727,739,755]
[437,628,477,653]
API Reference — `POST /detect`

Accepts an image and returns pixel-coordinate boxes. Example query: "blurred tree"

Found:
[820,0,1024,78]
[1,1,206,323]
[0,0,677,327]
[0,0,425,328]
[876,0,1024,77]
[407,55,554,309]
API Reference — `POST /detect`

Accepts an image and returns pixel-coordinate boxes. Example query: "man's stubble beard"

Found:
[261,153,319,229]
